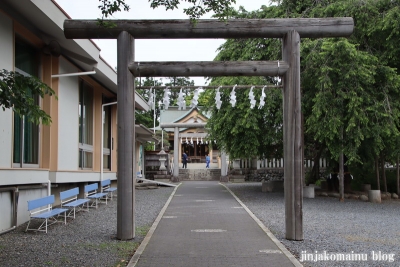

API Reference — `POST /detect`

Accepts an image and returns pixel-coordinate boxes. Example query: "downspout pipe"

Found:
[0,187,19,235]
[47,180,51,209]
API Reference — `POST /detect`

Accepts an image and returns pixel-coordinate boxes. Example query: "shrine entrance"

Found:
[65,17,354,241]
[182,142,206,162]
[158,106,215,163]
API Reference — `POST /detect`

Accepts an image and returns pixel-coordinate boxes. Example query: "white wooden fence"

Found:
[236,158,328,169]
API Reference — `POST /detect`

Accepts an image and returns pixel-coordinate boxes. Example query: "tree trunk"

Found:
[381,155,387,193]
[339,127,344,202]
[375,156,380,190]
[309,147,322,184]
[339,151,344,202]
[302,113,306,187]
[397,155,399,196]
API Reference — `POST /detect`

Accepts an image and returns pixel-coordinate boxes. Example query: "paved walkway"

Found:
[128,181,302,267]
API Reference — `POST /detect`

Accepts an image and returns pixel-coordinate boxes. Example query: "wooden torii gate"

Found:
[64,18,354,241]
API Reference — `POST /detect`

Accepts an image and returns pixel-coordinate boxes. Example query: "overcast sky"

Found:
[56,0,270,85]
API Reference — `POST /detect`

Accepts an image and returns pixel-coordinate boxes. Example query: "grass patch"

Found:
[60,256,70,264]
[111,241,140,267]
[77,225,151,266]
[80,241,140,267]
[136,225,150,236]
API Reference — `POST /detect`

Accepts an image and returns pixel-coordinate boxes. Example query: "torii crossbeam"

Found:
[64,17,354,241]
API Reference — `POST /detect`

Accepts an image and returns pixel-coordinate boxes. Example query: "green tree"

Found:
[306,0,400,193]
[154,130,170,150]
[204,77,282,160]
[203,5,284,160]
[135,77,199,129]
[0,70,57,125]
[99,0,237,20]
[164,76,195,106]
[135,77,163,128]
[303,38,400,197]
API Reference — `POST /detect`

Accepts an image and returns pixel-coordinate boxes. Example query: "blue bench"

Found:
[60,187,90,219]
[85,183,108,208]
[26,195,68,233]
[101,179,117,200]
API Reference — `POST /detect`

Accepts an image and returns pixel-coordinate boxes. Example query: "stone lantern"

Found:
[158,149,167,171]
[154,149,171,182]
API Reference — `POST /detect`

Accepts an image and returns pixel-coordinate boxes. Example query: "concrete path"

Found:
[129,181,302,267]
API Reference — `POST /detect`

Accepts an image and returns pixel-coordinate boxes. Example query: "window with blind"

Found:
[78,80,93,169]
[13,38,39,167]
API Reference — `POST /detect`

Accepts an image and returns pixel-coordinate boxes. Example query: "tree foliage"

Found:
[303,38,400,164]
[98,0,129,19]
[204,77,282,160]
[150,0,236,20]
[303,0,400,190]
[135,77,197,129]
[0,70,57,125]
[201,5,285,159]
[135,77,163,128]
[98,0,237,20]
[154,130,170,150]
[164,76,195,106]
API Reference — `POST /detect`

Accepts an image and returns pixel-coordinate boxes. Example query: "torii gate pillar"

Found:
[282,30,303,240]
[116,31,136,240]
[173,127,179,181]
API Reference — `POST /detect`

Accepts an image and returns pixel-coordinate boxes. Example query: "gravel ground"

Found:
[225,182,400,267]
[0,186,174,267]
[1,182,399,267]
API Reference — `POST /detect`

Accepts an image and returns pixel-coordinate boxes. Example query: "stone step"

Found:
[179,169,221,181]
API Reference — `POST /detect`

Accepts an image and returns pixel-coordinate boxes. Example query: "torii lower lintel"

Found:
[130,61,289,77]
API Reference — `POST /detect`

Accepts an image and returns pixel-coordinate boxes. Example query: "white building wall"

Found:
[49,171,116,183]
[0,169,50,185]
[0,191,13,231]
[57,58,80,170]
[0,14,14,168]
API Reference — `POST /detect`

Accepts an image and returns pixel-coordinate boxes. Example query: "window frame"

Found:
[12,67,41,168]
[78,79,94,170]
[102,103,112,170]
